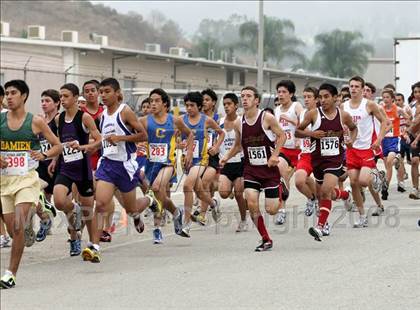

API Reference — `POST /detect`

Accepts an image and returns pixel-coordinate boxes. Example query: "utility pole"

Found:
[257,0,264,94]
[23,56,32,82]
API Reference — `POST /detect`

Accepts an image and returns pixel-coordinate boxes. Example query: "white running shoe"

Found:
[371,168,382,193]
[210,198,222,223]
[409,188,420,200]
[274,209,286,225]
[343,186,353,211]
[309,226,323,241]
[236,220,248,232]
[0,235,11,248]
[353,216,368,228]
[304,199,317,217]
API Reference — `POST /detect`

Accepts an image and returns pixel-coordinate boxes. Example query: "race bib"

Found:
[301,138,311,153]
[184,140,199,158]
[149,143,168,163]
[62,143,83,163]
[102,139,118,156]
[207,133,214,148]
[1,151,29,176]
[320,137,339,156]
[247,146,267,165]
[40,140,51,154]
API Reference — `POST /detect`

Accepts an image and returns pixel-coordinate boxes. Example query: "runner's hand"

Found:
[219,156,228,169]
[268,155,279,167]
[183,153,192,170]
[0,156,8,169]
[372,140,381,151]
[311,130,326,139]
[105,134,120,146]
[67,140,81,150]
[30,150,46,161]
[208,145,219,156]
[48,160,56,176]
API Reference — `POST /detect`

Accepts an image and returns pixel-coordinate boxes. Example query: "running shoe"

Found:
[371,169,382,193]
[279,177,289,201]
[409,188,420,200]
[180,222,191,238]
[255,239,273,252]
[343,186,353,211]
[39,192,57,218]
[308,226,323,241]
[397,182,406,193]
[0,271,16,289]
[133,214,145,233]
[378,170,386,191]
[304,199,317,217]
[36,219,52,242]
[210,198,222,223]
[353,216,368,228]
[73,202,82,231]
[274,210,286,225]
[82,245,101,263]
[372,206,384,216]
[146,190,162,214]
[195,214,206,226]
[0,235,11,248]
[69,239,81,256]
[394,153,401,170]
[236,221,248,232]
[322,223,330,236]
[153,228,163,244]
[24,215,35,248]
[100,230,112,242]
[173,207,184,235]
[381,187,389,200]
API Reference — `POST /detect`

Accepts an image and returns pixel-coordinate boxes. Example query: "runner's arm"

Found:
[220,118,241,163]
[175,116,194,169]
[296,110,314,138]
[115,107,148,143]
[206,117,225,154]
[342,111,358,146]
[79,113,102,152]
[265,112,286,157]
[32,115,62,160]
[368,101,388,144]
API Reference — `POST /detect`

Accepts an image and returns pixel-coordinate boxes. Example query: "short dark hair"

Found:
[303,86,319,98]
[201,88,218,102]
[223,93,239,105]
[276,80,296,94]
[365,82,376,94]
[83,79,100,90]
[100,78,120,91]
[241,86,260,101]
[0,85,4,97]
[41,89,60,108]
[349,76,365,87]
[319,83,338,96]
[149,88,170,108]
[4,79,30,103]
[340,86,350,93]
[60,83,79,97]
[141,98,150,107]
[263,107,274,115]
[383,83,395,91]
[395,93,405,101]
[184,91,203,109]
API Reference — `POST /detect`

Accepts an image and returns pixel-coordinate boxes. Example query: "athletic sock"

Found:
[318,199,332,228]
[253,215,270,241]
[334,188,349,201]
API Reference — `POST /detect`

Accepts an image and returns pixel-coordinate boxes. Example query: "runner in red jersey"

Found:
[220,86,286,251]
[297,83,357,241]
[295,87,319,217]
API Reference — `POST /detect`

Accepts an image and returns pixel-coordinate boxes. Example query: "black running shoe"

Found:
[255,240,273,252]
[279,177,289,201]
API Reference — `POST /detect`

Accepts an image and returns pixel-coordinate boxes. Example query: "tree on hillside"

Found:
[238,16,306,66]
[309,29,374,78]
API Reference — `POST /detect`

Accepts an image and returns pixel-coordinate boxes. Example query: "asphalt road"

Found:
[1,164,419,310]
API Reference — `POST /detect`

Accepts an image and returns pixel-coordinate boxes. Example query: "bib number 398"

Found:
[247,146,267,165]
[320,137,339,156]
[1,152,29,176]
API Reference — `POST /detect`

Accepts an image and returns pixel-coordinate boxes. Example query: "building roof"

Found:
[0,36,347,83]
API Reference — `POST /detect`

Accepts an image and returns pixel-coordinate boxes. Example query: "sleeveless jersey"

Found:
[146,113,177,165]
[299,110,312,154]
[182,113,208,165]
[383,103,400,137]
[219,116,242,163]
[274,101,299,149]
[311,107,344,164]
[1,112,40,175]
[38,115,58,165]
[99,104,136,162]
[343,98,373,150]
[241,110,278,178]
[207,112,219,149]
[57,110,92,181]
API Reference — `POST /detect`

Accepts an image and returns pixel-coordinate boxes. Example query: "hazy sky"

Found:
[93,1,420,39]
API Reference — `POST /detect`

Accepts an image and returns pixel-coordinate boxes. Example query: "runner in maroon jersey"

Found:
[296,83,357,241]
[220,86,286,251]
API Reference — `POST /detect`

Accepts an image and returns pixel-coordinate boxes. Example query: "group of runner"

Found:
[0,76,419,288]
